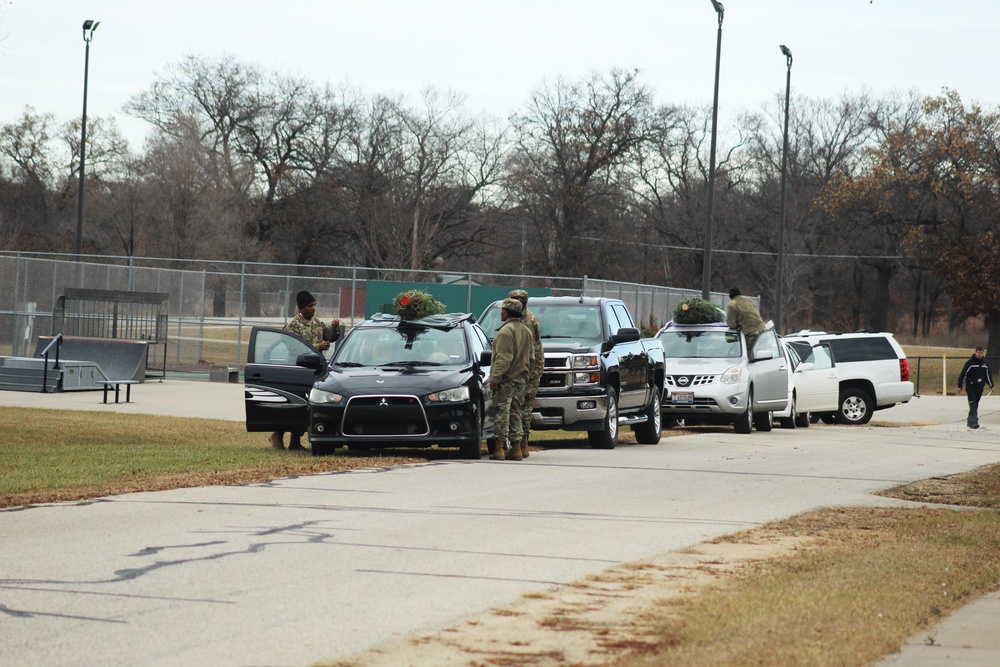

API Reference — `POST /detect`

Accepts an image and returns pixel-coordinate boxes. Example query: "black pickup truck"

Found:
[479,296,665,448]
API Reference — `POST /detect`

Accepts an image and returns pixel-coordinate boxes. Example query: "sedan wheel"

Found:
[734,390,753,434]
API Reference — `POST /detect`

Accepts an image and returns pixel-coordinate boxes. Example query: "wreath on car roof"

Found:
[393,289,447,320]
[673,297,725,324]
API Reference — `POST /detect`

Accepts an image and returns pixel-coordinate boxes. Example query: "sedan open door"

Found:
[244,327,326,434]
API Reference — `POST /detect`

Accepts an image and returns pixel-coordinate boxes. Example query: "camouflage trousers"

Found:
[519,376,541,437]
[493,377,527,442]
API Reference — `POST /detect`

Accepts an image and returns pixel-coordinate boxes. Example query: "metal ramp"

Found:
[0,357,104,393]
[35,336,147,383]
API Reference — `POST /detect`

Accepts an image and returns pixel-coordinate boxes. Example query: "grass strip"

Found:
[620,506,1000,666]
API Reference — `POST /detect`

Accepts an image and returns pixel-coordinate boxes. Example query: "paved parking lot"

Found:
[1,384,998,666]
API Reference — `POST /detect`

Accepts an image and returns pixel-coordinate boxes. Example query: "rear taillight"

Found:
[899,358,910,382]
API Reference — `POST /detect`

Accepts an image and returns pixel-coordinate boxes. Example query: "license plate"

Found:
[671,392,694,404]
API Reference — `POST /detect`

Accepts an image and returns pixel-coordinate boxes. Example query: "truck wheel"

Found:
[633,392,662,444]
[794,411,811,428]
[779,395,797,429]
[836,388,874,425]
[588,390,618,449]
[734,390,753,434]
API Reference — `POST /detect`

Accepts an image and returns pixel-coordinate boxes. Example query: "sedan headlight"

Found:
[309,387,344,404]
[573,354,599,369]
[719,366,743,385]
[428,386,470,403]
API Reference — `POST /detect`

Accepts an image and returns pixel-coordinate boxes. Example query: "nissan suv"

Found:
[781,330,914,425]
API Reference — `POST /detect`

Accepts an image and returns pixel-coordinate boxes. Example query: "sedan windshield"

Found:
[659,330,741,358]
[334,325,469,367]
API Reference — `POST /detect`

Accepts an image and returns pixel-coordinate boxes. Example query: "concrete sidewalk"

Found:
[2,383,999,666]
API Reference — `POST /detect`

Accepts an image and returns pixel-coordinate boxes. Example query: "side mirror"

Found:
[794,361,815,373]
[610,327,641,344]
[479,350,492,366]
[296,352,326,371]
[751,349,774,362]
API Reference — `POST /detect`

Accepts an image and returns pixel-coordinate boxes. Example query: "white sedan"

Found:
[774,339,840,428]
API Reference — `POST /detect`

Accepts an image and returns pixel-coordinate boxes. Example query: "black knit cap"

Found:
[296,290,316,309]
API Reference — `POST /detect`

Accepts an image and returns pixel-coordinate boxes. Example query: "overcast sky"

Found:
[1,0,996,148]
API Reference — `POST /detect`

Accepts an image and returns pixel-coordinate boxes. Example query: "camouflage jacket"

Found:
[522,308,544,379]
[490,317,532,384]
[284,313,341,347]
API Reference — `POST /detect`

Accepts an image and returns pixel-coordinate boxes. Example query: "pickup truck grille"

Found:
[544,354,571,369]
[540,373,567,388]
[665,375,715,388]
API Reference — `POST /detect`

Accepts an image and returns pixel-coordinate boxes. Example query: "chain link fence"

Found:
[0,251,733,374]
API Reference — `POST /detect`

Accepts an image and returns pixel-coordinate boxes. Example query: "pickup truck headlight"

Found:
[574,371,601,385]
[573,354,599,369]
[719,366,743,385]
[428,386,470,403]
[309,387,344,404]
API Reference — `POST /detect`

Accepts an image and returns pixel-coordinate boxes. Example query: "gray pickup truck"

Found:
[479,296,665,448]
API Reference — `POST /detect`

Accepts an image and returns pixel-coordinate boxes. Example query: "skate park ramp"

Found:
[34,336,147,383]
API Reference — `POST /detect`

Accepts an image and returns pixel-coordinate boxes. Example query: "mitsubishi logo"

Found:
[379,398,389,407]
[677,376,690,386]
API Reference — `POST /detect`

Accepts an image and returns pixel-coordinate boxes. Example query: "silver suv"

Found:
[781,330,914,425]
[657,323,789,434]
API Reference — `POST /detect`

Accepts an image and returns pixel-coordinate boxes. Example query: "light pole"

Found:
[702,0,724,300]
[775,44,792,332]
[75,19,100,258]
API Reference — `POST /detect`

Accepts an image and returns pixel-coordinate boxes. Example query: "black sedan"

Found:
[244,313,495,459]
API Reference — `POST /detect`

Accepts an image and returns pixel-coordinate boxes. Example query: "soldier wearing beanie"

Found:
[269,290,342,451]
[488,298,533,460]
[509,289,543,459]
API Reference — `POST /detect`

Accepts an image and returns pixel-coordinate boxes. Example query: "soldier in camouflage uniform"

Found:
[509,289,543,459]
[270,290,342,451]
[488,298,533,461]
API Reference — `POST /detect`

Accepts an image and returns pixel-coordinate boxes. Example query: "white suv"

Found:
[781,330,914,425]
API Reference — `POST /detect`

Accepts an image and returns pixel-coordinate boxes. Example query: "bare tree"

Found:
[506,69,663,276]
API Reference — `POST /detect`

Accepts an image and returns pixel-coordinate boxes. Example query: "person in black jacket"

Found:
[958,346,993,429]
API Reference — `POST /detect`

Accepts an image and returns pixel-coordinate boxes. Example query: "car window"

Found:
[335,325,468,366]
[254,329,314,365]
[659,330,740,358]
[753,330,781,360]
[811,344,835,369]
[611,303,634,330]
[826,337,896,362]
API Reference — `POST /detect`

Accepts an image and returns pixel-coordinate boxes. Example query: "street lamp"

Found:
[702,0,724,300]
[75,19,100,258]
[775,44,793,332]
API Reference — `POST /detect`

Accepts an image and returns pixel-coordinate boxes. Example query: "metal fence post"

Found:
[237,262,246,365]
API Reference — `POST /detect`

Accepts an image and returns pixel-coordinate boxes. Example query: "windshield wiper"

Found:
[541,335,576,339]
[333,361,365,367]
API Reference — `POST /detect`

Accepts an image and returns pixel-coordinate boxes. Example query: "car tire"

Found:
[819,413,837,425]
[459,406,484,460]
[754,409,773,432]
[734,390,753,434]
[836,388,874,425]
[779,395,797,429]
[311,443,331,457]
[486,437,498,455]
[633,391,662,444]
[588,389,619,449]
[795,411,811,428]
